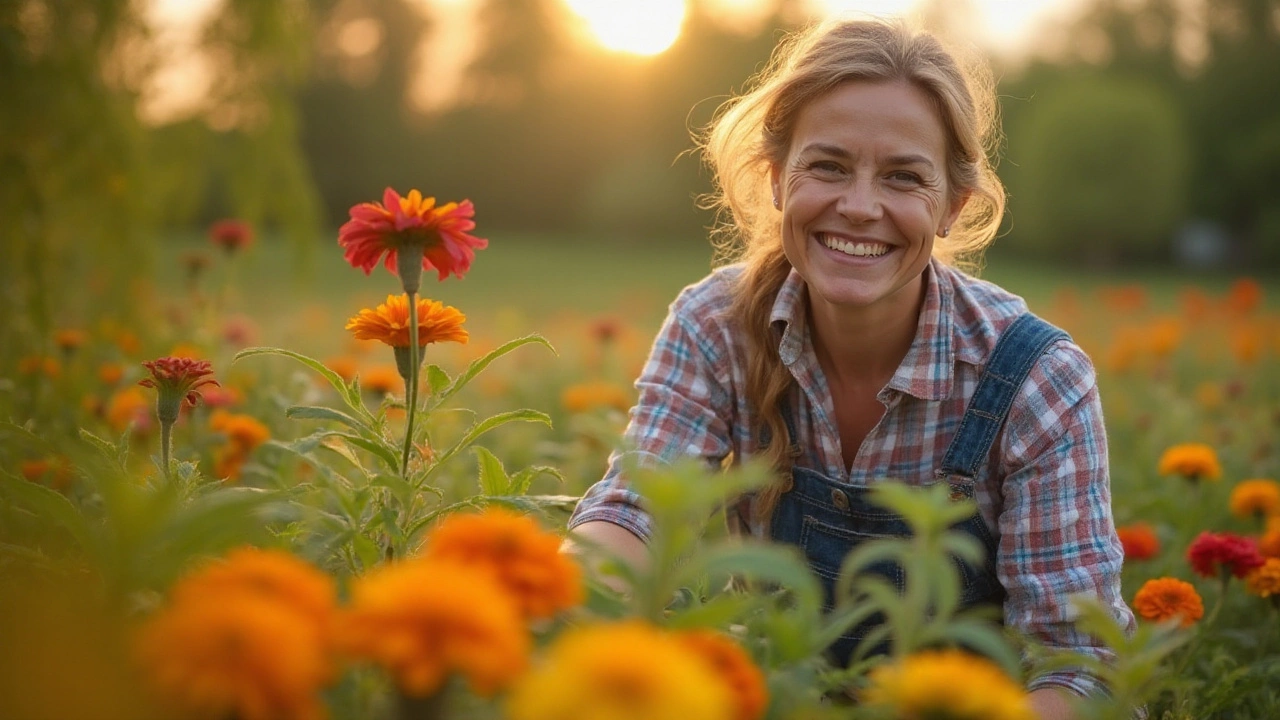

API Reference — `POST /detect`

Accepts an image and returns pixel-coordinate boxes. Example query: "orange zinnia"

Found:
[1133,577,1204,627]
[1116,523,1160,561]
[675,629,769,720]
[345,295,469,349]
[337,188,487,287]
[1229,479,1280,520]
[1157,443,1222,481]
[1245,557,1280,598]
[420,508,583,620]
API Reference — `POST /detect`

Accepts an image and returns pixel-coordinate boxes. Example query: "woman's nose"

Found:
[836,179,882,223]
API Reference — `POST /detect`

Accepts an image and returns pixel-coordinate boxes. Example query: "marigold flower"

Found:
[505,620,734,720]
[1225,277,1262,315]
[1259,517,1280,559]
[20,457,74,490]
[338,187,487,291]
[133,591,331,720]
[345,295,469,348]
[98,362,125,386]
[1245,557,1280,598]
[324,356,360,382]
[1157,443,1222,481]
[171,548,337,637]
[1229,479,1280,520]
[139,356,219,424]
[54,328,88,352]
[860,649,1034,720]
[360,365,402,396]
[106,387,152,433]
[674,629,768,720]
[420,508,583,620]
[1132,577,1205,627]
[209,410,271,452]
[1187,531,1265,579]
[1116,523,1160,561]
[18,354,61,378]
[561,380,633,414]
[209,219,254,253]
[338,558,529,697]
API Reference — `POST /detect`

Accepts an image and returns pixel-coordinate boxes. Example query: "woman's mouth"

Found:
[818,233,891,258]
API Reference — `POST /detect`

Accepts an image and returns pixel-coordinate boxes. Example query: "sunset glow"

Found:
[561,0,688,56]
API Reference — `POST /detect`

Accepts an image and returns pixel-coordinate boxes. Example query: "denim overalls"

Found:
[768,313,1069,666]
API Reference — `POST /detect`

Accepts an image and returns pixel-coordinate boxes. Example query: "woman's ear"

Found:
[941,190,971,235]
[770,165,782,209]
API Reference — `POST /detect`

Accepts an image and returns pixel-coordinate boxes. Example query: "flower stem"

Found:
[160,420,173,481]
[401,292,420,477]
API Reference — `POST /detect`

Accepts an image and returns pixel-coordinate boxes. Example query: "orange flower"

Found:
[1259,517,1280,559]
[210,410,271,452]
[360,365,402,396]
[345,294,469,348]
[1133,577,1204,627]
[338,188,487,287]
[1116,523,1160,561]
[1157,443,1222,481]
[674,630,769,720]
[324,356,359,382]
[1225,277,1262,315]
[1245,557,1280,598]
[209,219,254,253]
[106,386,152,433]
[18,354,61,378]
[54,328,88,352]
[337,558,529,697]
[1229,479,1280,520]
[862,649,1033,720]
[561,380,633,414]
[98,362,125,386]
[420,508,583,620]
[20,457,74,490]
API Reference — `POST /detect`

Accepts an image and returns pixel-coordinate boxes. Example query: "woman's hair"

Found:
[696,17,1006,519]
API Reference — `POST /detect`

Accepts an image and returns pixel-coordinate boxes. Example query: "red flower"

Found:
[139,356,219,423]
[209,219,254,253]
[1186,531,1265,579]
[1117,523,1160,561]
[337,188,487,286]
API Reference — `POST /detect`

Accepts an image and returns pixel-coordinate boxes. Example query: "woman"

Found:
[566,17,1134,720]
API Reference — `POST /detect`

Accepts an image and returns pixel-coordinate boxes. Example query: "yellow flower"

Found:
[506,620,735,720]
[337,558,529,698]
[420,508,583,620]
[133,591,332,720]
[1229,479,1280,520]
[1246,558,1280,598]
[861,649,1034,720]
[561,380,633,414]
[674,629,769,720]
[345,294,469,348]
[1157,443,1222,481]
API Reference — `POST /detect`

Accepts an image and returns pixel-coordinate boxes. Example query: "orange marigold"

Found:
[324,356,359,382]
[209,410,271,452]
[674,629,769,720]
[337,188,487,288]
[171,548,337,637]
[561,380,633,414]
[337,558,529,697]
[54,328,88,352]
[1245,557,1280,598]
[345,294,468,348]
[1229,479,1280,520]
[105,386,152,433]
[1157,443,1222,481]
[1259,517,1280,559]
[420,508,583,620]
[360,365,402,395]
[134,591,331,720]
[862,649,1034,720]
[1116,523,1161,561]
[1133,577,1204,627]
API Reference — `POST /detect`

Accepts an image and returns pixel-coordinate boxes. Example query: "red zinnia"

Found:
[337,188,487,287]
[139,356,219,423]
[1186,531,1265,580]
[209,219,254,253]
[1117,523,1160,561]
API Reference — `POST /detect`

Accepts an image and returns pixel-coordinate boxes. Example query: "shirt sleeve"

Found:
[567,288,736,542]
[996,340,1136,698]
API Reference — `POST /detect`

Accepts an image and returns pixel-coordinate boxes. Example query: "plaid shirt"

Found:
[570,258,1136,698]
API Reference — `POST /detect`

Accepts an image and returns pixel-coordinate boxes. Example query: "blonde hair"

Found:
[697,18,1006,519]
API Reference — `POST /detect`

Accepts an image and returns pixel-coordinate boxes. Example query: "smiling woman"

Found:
[561,0,687,56]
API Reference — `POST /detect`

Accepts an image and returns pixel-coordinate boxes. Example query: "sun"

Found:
[561,0,687,56]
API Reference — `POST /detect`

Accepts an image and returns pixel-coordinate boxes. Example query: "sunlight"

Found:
[561,0,687,56]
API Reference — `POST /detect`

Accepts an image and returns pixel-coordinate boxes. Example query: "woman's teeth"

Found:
[821,234,889,257]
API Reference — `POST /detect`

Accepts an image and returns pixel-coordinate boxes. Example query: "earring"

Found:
[772,195,780,209]
[941,226,950,238]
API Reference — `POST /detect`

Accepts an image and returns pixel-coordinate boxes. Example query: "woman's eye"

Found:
[888,171,922,184]
[810,160,843,173]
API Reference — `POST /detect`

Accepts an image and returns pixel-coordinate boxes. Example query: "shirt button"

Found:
[831,488,849,510]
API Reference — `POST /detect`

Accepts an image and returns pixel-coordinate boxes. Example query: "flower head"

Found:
[420,508,583,620]
[337,558,529,698]
[345,295,468,348]
[1117,523,1160,561]
[1259,517,1280,559]
[359,365,402,396]
[171,548,337,636]
[1187,531,1265,579]
[139,356,219,424]
[505,620,735,720]
[861,649,1034,720]
[1245,557,1280,598]
[561,380,633,414]
[209,219,254,253]
[1157,443,1222,481]
[674,629,769,720]
[1229,479,1280,520]
[209,410,271,452]
[1133,577,1204,627]
[337,188,487,291]
[106,386,153,433]
[54,328,88,353]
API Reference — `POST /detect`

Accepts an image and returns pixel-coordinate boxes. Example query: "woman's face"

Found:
[771,80,966,319]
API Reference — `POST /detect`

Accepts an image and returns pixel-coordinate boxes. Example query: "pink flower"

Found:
[337,188,487,287]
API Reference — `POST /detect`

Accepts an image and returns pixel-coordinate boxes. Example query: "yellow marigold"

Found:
[1132,577,1204,627]
[1259,517,1280,559]
[105,386,152,433]
[1229,479,1280,520]
[345,294,469,348]
[674,629,769,720]
[420,508,583,620]
[1246,558,1280,598]
[861,649,1034,720]
[1157,443,1222,481]
[171,548,337,639]
[210,410,271,452]
[360,365,402,395]
[133,591,332,720]
[337,558,529,698]
[505,620,734,720]
[561,380,633,414]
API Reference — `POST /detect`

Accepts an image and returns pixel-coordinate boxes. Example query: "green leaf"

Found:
[423,364,451,396]
[422,409,552,483]
[0,471,95,554]
[77,427,129,470]
[234,347,373,424]
[285,405,374,436]
[425,334,555,410]
[474,446,511,496]
[678,542,824,616]
[509,465,565,495]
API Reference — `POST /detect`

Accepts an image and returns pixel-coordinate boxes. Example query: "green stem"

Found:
[401,293,420,477]
[160,420,173,481]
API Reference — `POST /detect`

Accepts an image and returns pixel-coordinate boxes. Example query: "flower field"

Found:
[2,195,1278,720]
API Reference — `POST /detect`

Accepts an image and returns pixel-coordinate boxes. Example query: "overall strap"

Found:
[938,313,1070,480]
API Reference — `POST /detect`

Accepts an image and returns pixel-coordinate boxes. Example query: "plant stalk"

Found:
[402,292,420,477]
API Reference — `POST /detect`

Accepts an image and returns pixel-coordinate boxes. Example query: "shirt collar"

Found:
[769,258,956,400]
